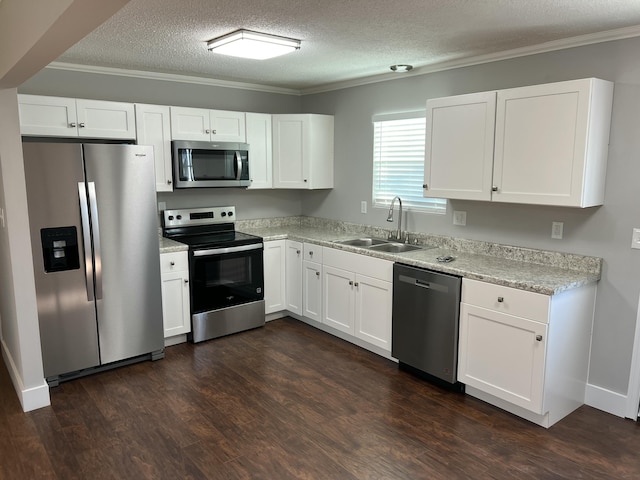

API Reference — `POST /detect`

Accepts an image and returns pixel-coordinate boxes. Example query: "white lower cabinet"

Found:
[285,240,303,315]
[302,243,323,322]
[160,251,191,343]
[263,240,286,314]
[457,278,596,427]
[322,247,393,352]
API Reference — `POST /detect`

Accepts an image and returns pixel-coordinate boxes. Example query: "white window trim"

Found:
[372,111,446,215]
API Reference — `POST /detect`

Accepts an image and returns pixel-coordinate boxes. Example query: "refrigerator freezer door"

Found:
[83,144,163,365]
[22,142,100,378]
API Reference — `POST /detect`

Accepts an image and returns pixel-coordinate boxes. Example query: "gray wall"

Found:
[18,37,640,397]
[301,37,640,395]
[19,69,304,220]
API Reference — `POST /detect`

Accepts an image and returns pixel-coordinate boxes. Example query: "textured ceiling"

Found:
[55,0,640,92]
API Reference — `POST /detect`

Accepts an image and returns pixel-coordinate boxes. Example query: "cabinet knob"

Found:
[212,129,217,134]
[315,271,320,277]
[170,261,175,266]
[205,129,211,134]
[349,280,353,286]
[536,335,543,342]
[422,184,428,189]
[492,186,498,192]
[304,179,308,183]
[497,296,504,302]
[309,251,313,256]
[167,179,172,185]
[296,249,301,255]
[354,282,359,287]
[79,123,86,128]
[69,122,77,128]
[184,279,189,284]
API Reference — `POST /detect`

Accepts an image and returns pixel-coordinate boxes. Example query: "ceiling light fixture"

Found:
[207,29,301,60]
[390,64,413,73]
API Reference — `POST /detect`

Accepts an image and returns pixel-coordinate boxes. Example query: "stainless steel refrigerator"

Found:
[22,142,164,385]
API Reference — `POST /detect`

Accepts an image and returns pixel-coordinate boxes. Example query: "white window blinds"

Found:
[372,113,446,214]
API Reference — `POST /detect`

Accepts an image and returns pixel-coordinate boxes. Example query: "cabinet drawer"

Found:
[160,251,188,273]
[462,278,549,323]
[303,243,323,263]
[322,247,392,281]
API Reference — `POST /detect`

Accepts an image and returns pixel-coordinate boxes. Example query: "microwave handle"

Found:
[235,151,242,180]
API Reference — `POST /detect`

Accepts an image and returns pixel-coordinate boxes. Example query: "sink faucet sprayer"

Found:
[387,196,403,242]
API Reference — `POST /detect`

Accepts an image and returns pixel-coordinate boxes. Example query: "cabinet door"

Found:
[354,274,392,351]
[458,303,548,414]
[210,110,246,142]
[285,240,303,315]
[263,240,286,314]
[424,91,496,201]
[303,261,322,322]
[493,79,596,207]
[323,265,355,334]
[76,99,136,139]
[170,106,211,141]
[161,270,191,338]
[18,94,78,137]
[246,113,273,189]
[272,115,308,188]
[135,104,173,192]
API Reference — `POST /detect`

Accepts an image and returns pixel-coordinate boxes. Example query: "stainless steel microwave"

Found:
[172,140,250,188]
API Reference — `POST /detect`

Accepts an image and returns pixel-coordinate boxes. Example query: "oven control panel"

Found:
[163,206,236,228]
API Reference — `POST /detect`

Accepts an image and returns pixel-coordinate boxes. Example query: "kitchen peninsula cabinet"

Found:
[246,112,273,189]
[170,106,246,142]
[322,247,393,351]
[160,251,191,344]
[18,94,136,139]
[457,278,596,427]
[135,104,173,192]
[263,240,286,314]
[272,114,334,189]
[424,78,614,207]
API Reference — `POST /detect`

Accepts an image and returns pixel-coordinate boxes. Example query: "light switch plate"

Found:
[551,222,563,239]
[453,210,466,226]
[360,201,367,214]
[631,228,640,250]
[158,201,166,213]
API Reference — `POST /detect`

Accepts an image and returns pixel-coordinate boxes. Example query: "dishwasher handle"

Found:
[398,274,449,293]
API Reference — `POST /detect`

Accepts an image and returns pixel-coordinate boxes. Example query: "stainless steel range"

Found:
[162,206,264,343]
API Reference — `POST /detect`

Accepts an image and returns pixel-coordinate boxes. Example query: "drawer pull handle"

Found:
[497,296,504,302]
[170,261,175,266]
[536,335,543,342]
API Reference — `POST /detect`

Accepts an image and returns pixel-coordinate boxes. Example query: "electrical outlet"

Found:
[551,221,564,239]
[360,201,367,214]
[453,210,466,226]
[631,228,640,250]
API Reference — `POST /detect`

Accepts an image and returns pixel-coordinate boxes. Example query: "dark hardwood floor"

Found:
[2,317,640,479]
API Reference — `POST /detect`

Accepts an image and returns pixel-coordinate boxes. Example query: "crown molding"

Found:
[46,24,640,97]
[300,24,640,95]
[45,62,303,96]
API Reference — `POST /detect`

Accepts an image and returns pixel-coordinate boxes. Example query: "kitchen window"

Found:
[372,112,446,214]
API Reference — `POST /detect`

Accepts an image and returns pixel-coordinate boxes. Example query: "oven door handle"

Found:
[193,243,263,257]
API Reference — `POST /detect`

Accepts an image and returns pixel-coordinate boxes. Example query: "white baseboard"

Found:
[585,383,628,419]
[1,338,50,412]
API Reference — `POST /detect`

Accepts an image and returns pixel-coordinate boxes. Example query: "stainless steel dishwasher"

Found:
[392,263,463,390]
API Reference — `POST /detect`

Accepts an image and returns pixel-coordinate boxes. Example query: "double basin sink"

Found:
[336,237,427,253]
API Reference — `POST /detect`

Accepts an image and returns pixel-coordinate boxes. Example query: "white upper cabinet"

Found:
[424,91,496,201]
[135,104,173,192]
[272,114,334,189]
[423,78,614,207]
[245,112,273,189]
[170,106,246,142]
[18,95,136,139]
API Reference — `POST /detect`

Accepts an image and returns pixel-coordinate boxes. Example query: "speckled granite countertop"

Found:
[236,220,602,296]
[159,236,189,253]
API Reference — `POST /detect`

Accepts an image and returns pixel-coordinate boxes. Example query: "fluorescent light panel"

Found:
[207,30,300,60]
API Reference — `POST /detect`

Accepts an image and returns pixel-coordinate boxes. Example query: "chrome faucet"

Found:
[387,196,403,241]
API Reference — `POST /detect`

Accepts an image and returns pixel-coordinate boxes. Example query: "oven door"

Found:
[190,243,263,314]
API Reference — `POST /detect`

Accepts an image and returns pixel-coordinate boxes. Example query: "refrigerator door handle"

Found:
[87,182,103,300]
[78,182,95,301]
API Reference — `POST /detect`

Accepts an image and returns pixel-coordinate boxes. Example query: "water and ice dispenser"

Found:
[40,227,80,273]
